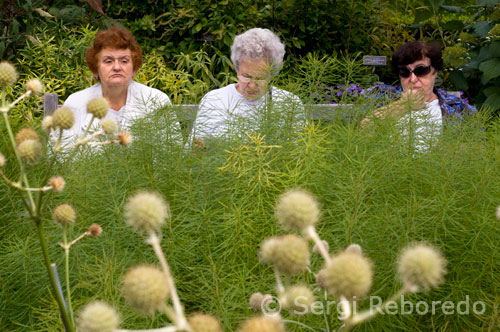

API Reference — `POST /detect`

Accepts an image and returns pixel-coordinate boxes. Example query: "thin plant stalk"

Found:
[63,229,75,325]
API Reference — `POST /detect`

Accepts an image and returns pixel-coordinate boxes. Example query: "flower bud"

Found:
[17,139,43,165]
[283,285,315,313]
[88,223,103,237]
[117,131,133,146]
[249,292,272,310]
[52,107,75,130]
[312,240,329,255]
[0,153,5,167]
[259,234,310,276]
[237,316,285,332]
[275,189,320,231]
[124,191,169,233]
[49,176,65,192]
[52,203,76,225]
[101,118,119,134]
[15,128,40,146]
[87,97,109,119]
[77,301,120,332]
[345,243,362,255]
[25,78,43,94]
[317,251,373,299]
[0,61,18,86]
[122,265,170,315]
[41,116,54,132]
[188,313,223,332]
[398,243,446,291]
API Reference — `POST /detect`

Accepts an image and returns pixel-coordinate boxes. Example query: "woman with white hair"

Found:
[193,28,303,145]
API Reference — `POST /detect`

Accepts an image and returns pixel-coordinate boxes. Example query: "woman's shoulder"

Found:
[128,81,171,105]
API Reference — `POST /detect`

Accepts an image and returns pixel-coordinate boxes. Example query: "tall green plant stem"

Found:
[63,231,75,325]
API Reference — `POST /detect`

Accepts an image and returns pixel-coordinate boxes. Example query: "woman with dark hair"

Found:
[62,26,171,139]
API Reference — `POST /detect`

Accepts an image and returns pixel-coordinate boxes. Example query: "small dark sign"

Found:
[363,56,387,66]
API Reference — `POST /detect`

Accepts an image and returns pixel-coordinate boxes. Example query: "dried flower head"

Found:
[0,153,5,167]
[87,97,109,119]
[283,285,315,313]
[52,203,76,225]
[259,234,310,276]
[188,313,224,332]
[77,301,120,332]
[52,107,75,130]
[15,128,40,146]
[117,131,133,146]
[317,251,373,299]
[49,176,65,192]
[101,118,119,135]
[312,240,329,255]
[398,243,447,292]
[88,223,103,237]
[122,265,170,315]
[275,189,320,231]
[237,316,285,332]
[25,78,43,94]
[249,293,273,310]
[41,116,54,132]
[0,61,18,86]
[124,191,170,233]
[17,139,43,165]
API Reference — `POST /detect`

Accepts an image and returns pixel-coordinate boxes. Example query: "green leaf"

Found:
[478,45,491,61]
[193,22,202,33]
[440,5,463,13]
[479,58,500,83]
[478,0,499,7]
[483,90,500,111]
[484,86,500,97]
[472,21,492,38]
[449,70,469,91]
[414,8,433,23]
[442,20,464,31]
[490,41,500,57]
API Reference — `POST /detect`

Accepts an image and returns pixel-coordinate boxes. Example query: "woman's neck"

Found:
[101,84,128,111]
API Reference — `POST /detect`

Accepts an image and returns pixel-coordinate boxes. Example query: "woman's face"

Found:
[399,56,438,102]
[235,57,271,102]
[96,48,136,89]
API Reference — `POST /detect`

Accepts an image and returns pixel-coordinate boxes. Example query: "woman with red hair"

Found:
[62,26,171,139]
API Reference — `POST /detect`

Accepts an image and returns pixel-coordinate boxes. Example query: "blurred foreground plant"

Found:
[251,189,447,331]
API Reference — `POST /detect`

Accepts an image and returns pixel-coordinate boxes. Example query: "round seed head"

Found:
[345,243,362,255]
[101,118,119,134]
[122,265,170,315]
[87,97,109,119]
[49,176,65,192]
[398,243,447,292]
[0,62,18,86]
[260,234,310,276]
[52,107,75,130]
[283,285,315,313]
[77,301,120,332]
[41,116,54,132]
[237,316,285,332]
[17,139,43,165]
[124,191,170,233]
[88,223,103,237]
[117,131,133,146]
[15,127,40,146]
[25,78,43,94]
[188,313,223,332]
[0,153,5,167]
[317,251,373,299]
[52,203,76,225]
[275,189,320,231]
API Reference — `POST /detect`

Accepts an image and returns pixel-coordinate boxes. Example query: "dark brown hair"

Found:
[85,26,143,75]
[391,41,443,74]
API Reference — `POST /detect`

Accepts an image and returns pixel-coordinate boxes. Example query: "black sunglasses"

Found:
[398,65,432,78]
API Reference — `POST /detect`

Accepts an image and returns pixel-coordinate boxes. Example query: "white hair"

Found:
[230,28,285,77]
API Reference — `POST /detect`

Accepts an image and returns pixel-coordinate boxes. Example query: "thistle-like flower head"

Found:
[283,285,315,313]
[87,97,109,119]
[249,292,273,310]
[41,116,54,132]
[317,249,373,299]
[52,203,76,225]
[88,223,103,237]
[275,189,320,231]
[259,234,310,276]
[188,313,224,332]
[117,131,133,146]
[15,128,40,146]
[101,118,119,135]
[77,301,120,332]
[0,61,18,86]
[237,316,285,332]
[398,243,447,292]
[17,139,43,165]
[124,191,170,233]
[49,176,65,192]
[25,78,43,94]
[52,107,75,130]
[122,265,170,315]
